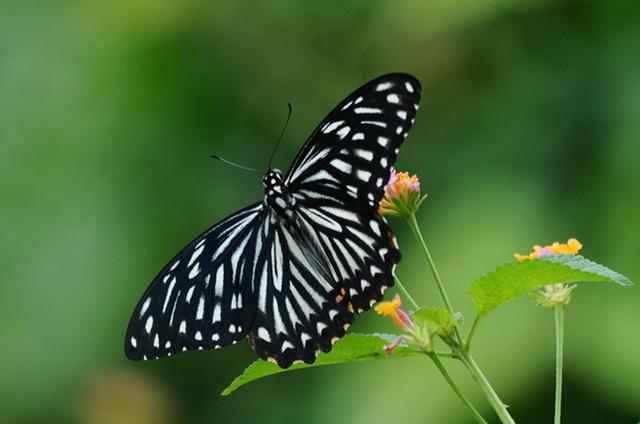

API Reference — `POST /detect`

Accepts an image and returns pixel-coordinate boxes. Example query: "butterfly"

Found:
[125,73,422,368]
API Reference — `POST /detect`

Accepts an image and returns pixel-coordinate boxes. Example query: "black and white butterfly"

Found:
[125,73,422,368]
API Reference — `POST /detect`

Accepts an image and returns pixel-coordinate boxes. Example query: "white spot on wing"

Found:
[301,332,311,345]
[369,220,381,236]
[196,295,205,320]
[362,120,387,128]
[212,304,221,323]
[258,327,271,342]
[336,126,350,139]
[356,169,372,182]
[330,158,352,173]
[214,266,224,297]
[352,132,364,141]
[387,93,400,104]
[355,107,382,114]
[316,322,328,334]
[405,81,415,93]
[355,149,373,161]
[186,285,195,303]
[188,262,201,279]
[188,244,205,267]
[397,110,407,120]
[322,120,344,134]
[376,81,392,91]
[140,298,151,317]
[145,316,153,334]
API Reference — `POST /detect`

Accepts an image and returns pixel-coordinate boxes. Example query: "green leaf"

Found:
[413,307,455,336]
[221,333,421,396]
[468,254,633,316]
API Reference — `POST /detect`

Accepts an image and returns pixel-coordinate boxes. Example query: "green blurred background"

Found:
[2,0,639,422]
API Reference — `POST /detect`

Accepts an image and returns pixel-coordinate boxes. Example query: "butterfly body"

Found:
[262,169,296,223]
[126,73,422,368]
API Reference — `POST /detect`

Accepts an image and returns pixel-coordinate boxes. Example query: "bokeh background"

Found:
[2,0,639,422]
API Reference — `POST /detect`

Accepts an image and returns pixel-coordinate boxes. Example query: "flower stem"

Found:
[403,213,515,423]
[405,213,461,342]
[394,276,420,310]
[428,353,488,424]
[465,315,482,351]
[458,351,515,424]
[554,305,564,424]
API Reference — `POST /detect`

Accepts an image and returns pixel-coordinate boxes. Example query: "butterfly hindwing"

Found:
[248,218,356,367]
[125,203,265,360]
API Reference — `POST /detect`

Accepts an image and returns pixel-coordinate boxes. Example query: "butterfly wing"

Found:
[285,73,421,209]
[125,203,265,360]
[247,74,421,367]
[285,73,421,307]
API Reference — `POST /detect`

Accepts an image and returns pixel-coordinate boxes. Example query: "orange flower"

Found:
[379,170,425,217]
[375,294,414,330]
[514,238,582,261]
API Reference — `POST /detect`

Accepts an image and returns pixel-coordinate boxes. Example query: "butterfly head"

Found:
[262,169,284,194]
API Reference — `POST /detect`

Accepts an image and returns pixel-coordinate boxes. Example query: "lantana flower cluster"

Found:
[515,238,583,307]
[374,294,431,355]
[514,238,582,261]
[379,170,425,217]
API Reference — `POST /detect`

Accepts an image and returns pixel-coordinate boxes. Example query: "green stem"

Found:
[428,353,489,424]
[465,315,482,351]
[394,276,420,310]
[554,305,564,424]
[405,213,461,343]
[458,351,515,424]
[403,212,514,422]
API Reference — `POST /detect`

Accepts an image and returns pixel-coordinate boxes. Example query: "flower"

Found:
[375,294,431,355]
[383,335,405,357]
[379,170,425,217]
[514,238,582,261]
[515,239,583,307]
[375,294,414,330]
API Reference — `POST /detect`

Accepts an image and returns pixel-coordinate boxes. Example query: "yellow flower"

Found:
[374,294,414,330]
[514,238,582,261]
[379,170,424,217]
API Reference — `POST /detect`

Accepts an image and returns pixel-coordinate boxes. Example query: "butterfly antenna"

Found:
[267,102,292,170]
[210,155,263,173]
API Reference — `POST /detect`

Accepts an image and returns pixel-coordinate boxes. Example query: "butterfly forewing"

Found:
[285,73,421,210]
[125,203,265,360]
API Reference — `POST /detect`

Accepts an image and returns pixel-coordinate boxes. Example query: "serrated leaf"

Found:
[413,307,455,336]
[468,254,633,316]
[221,333,421,396]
